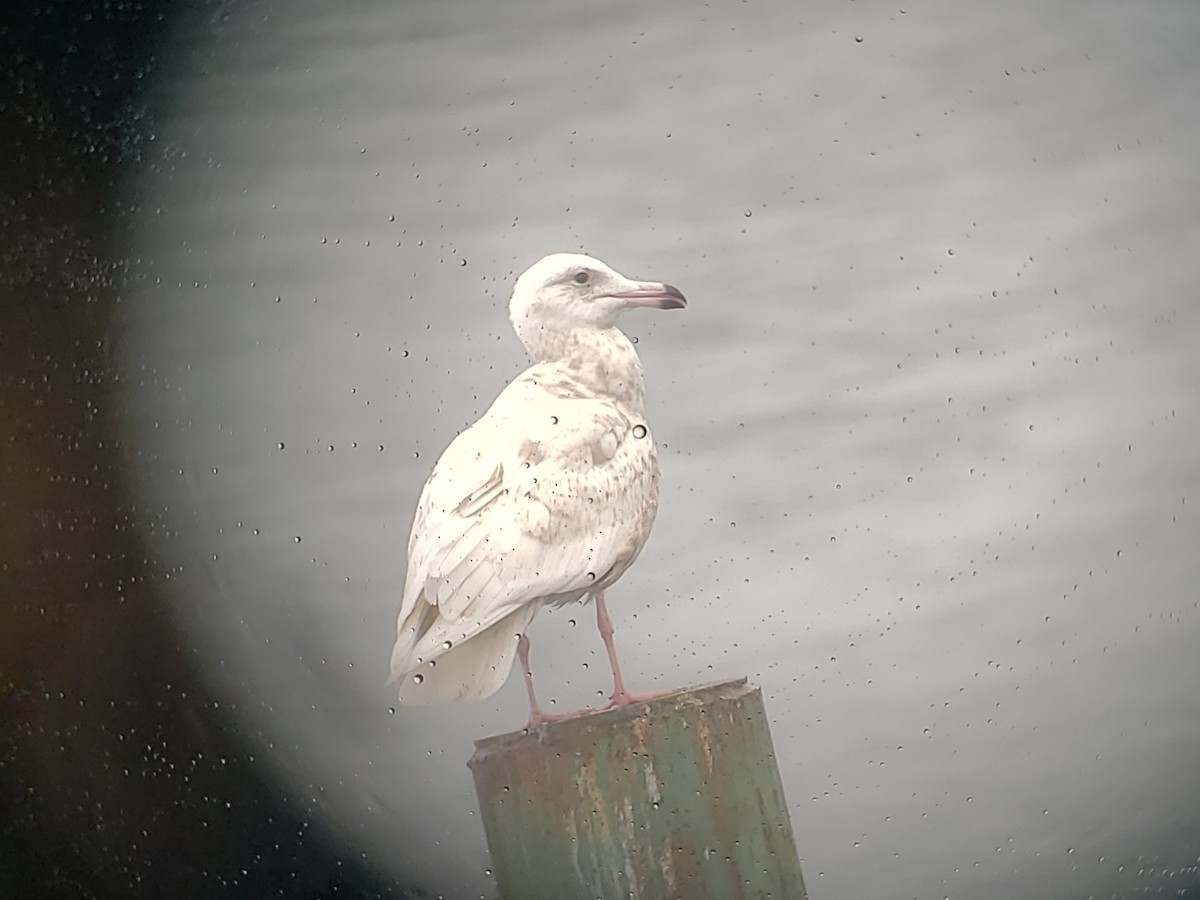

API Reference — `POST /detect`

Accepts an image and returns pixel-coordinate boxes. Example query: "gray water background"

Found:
[121,0,1200,896]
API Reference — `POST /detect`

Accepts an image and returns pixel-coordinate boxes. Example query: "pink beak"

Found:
[605,280,687,310]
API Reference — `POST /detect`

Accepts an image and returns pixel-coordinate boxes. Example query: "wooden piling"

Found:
[468,677,806,900]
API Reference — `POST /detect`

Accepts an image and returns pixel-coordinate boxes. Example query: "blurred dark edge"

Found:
[0,3,423,898]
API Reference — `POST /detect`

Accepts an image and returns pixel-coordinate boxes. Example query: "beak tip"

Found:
[661,283,687,309]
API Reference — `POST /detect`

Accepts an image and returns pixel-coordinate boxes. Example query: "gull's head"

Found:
[509,252,686,354]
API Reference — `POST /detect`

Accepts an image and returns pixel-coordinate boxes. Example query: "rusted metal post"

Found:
[468,677,806,900]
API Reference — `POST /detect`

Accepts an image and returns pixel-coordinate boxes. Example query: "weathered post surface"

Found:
[468,677,806,900]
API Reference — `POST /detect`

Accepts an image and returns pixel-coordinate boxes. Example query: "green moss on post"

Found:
[468,677,806,900]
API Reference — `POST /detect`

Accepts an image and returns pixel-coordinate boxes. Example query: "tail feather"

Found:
[393,605,537,704]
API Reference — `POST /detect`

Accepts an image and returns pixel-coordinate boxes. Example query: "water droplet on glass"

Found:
[550,415,559,424]
[586,572,596,581]
[294,536,302,543]
[412,673,424,685]
[633,424,648,439]
[443,640,453,650]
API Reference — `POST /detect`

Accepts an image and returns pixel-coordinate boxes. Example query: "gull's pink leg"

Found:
[517,632,572,729]
[596,592,673,708]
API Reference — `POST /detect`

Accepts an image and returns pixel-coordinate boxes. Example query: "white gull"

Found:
[387,252,686,726]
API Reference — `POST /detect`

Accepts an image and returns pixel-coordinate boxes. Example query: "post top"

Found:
[469,677,753,764]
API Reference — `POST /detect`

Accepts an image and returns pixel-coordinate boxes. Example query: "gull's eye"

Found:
[572,270,590,285]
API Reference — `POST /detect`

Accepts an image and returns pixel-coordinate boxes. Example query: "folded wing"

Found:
[388,369,659,703]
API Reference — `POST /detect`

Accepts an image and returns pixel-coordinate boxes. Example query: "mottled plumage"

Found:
[388,253,685,719]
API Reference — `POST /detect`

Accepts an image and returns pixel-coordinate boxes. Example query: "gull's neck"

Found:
[524,325,646,413]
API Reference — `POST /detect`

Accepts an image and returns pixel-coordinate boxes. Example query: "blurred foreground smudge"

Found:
[0,4,420,897]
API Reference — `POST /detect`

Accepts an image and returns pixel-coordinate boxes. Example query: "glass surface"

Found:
[4,1,1200,897]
